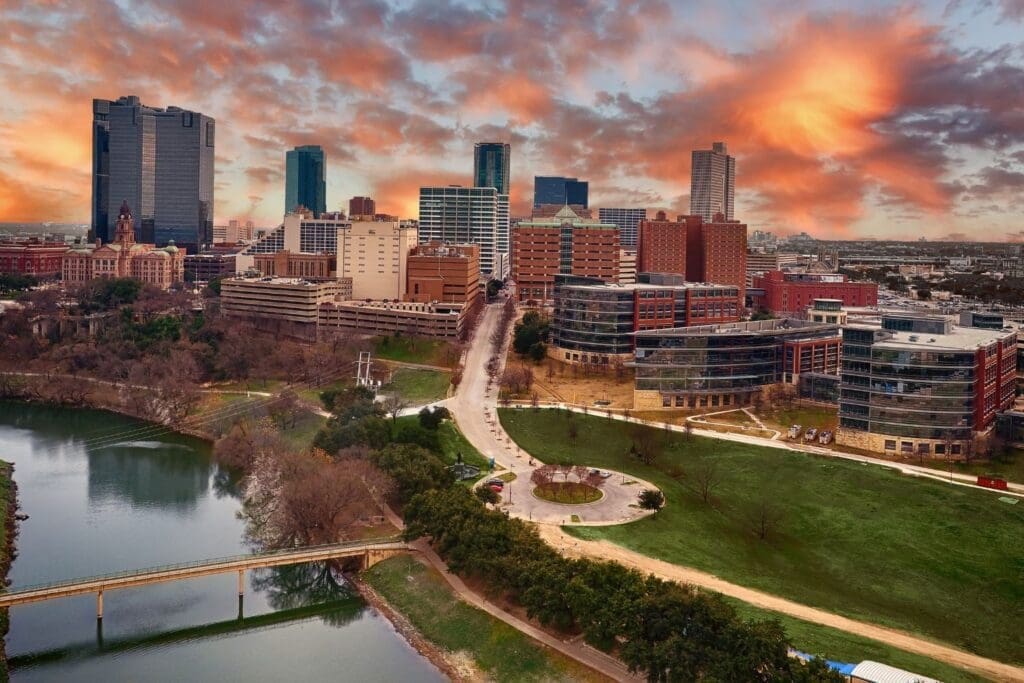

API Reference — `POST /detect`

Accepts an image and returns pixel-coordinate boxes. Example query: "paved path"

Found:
[538,526,1024,683]
[446,304,657,525]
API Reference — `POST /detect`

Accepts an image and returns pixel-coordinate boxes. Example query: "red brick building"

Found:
[638,211,747,305]
[752,270,878,314]
[406,241,480,307]
[511,206,619,303]
[0,239,69,277]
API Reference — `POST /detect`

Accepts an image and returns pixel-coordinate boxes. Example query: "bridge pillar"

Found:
[97,590,103,620]
[238,569,245,596]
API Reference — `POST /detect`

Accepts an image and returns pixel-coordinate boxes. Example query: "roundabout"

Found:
[531,481,604,505]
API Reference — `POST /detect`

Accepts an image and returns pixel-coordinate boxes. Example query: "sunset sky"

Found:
[1,0,1023,240]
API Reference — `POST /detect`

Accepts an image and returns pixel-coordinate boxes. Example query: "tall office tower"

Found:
[285,145,326,217]
[349,196,376,217]
[690,141,735,222]
[419,186,504,278]
[533,176,589,208]
[598,207,647,248]
[337,220,418,300]
[473,142,511,194]
[91,96,215,250]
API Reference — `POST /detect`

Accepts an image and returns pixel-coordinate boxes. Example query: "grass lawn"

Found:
[277,409,327,452]
[726,599,986,683]
[533,482,603,504]
[374,335,457,367]
[758,404,837,433]
[391,416,491,478]
[499,408,1024,665]
[386,368,451,403]
[911,448,1024,486]
[364,555,609,682]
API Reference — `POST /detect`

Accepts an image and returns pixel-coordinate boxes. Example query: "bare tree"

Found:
[749,498,784,541]
[381,394,409,425]
[629,423,663,466]
[567,418,579,447]
[684,420,694,440]
[694,460,719,505]
[268,388,302,430]
[530,391,540,409]
[531,464,557,495]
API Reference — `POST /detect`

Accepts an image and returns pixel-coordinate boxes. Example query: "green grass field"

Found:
[374,336,457,367]
[726,600,986,683]
[364,555,608,682]
[499,408,1024,666]
[386,368,451,403]
[277,409,327,452]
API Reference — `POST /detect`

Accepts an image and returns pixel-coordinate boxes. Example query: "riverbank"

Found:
[0,460,19,680]
[363,554,612,682]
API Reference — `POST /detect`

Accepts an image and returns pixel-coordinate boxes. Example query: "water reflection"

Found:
[86,442,210,511]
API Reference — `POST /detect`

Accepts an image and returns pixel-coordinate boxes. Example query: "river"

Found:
[0,401,444,682]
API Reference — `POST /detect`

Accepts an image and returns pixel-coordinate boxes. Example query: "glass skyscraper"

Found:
[473,142,510,194]
[285,145,327,217]
[690,142,735,222]
[91,96,214,250]
[533,176,589,208]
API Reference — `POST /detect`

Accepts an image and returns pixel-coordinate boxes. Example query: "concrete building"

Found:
[473,142,510,195]
[511,206,620,304]
[64,201,185,289]
[690,141,734,222]
[598,208,646,248]
[236,209,350,273]
[551,273,742,365]
[213,219,255,243]
[319,300,469,339]
[806,299,848,325]
[349,196,376,218]
[753,270,878,314]
[633,318,841,411]
[746,250,801,286]
[91,96,214,250]
[406,242,480,307]
[418,186,508,279]
[253,250,335,280]
[533,176,588,208]
[184,252,236,283]
[285,145,326,217]
[337,220,418,301]
[837,314,1017,457]
[618,249,637,285]
[220,276,343,339]
[0,239,69,277]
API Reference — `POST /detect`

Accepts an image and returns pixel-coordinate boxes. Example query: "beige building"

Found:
[618,249,637,285]
[337,220,418,301]
[319,299,468,339]
[220,277,343,324]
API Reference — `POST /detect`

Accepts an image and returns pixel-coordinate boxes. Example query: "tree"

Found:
[418,405,450,430]
[749,498,784,541]
[694,460,719,505]
[567,418,579,446]
[528,341,547,362]
[370,443,453,504]
[268,388,301,430]
[381,394,409,424]
[629,424,663,466]
[638,489,665,516]
[475,485,501,506]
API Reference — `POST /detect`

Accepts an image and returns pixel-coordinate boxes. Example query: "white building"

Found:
[618,248,637,285]
[337,220,418,301]
[418,186,508,279]
[598,208,646,248]
[235,209,350,273]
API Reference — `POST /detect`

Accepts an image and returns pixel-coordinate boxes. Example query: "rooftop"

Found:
[635,317,837,338]
[845,321,1016,351]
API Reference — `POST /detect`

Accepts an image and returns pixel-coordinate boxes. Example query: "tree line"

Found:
[402,486,842,682]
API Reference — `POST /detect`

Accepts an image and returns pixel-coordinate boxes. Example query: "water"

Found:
[0,402,443,682]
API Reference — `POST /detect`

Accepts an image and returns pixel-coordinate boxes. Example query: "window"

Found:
[951,444,962,455]
[662,395,672,407]
[884,440,897,450]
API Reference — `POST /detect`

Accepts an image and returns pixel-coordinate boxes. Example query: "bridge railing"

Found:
[4,536,404,596]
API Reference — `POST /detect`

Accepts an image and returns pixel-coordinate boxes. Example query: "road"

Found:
[446,303,657,525]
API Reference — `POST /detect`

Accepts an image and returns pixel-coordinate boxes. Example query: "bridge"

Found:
[0,537,410,619]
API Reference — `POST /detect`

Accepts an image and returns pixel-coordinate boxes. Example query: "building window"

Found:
[901,442,913,453]
[884,440,897,450]
[951,444,962,455]
[662,395,672,407]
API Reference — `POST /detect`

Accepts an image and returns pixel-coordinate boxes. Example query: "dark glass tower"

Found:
[285,145,327,217]
[532,176,589,208]
[91,96,214,250]
[473,142,510,194]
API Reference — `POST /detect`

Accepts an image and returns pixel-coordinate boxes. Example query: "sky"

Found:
[1,0,1023,240]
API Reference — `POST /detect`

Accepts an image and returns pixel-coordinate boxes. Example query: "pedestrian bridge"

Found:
[0,537,410,617]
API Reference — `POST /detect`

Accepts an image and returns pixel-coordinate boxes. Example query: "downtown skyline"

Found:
[1,1,1023,241]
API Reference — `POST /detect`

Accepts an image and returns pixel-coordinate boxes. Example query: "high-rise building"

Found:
[598,208,646,248]
[91,96,215,251]
[418,186,507,278]
[473,143,510,195]
[533,176,588,208]
[337,220,418,301]
[406,242,481,307]
[349,196,376,217]
[285,145,326,217]
[511,206,619,303]
[637,212,698,277]
[690,214,747,301]
[690,142,735,222]
[234,208,350,274]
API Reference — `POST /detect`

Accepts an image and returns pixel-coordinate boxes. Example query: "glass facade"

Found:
[838,327,977,440]
[552,277,636,357]
[473,143,510,195]
[285,145,327,216]
[533,176,589,208]
[418,187,504,277]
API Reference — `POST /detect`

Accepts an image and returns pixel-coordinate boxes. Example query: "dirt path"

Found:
[537,525,1024,683]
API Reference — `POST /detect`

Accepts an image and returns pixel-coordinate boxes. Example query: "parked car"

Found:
[589,468,612,478]
[484,478,504,489]
[818,431,833,444]
[804,428,818,442]
[788,424,802,439]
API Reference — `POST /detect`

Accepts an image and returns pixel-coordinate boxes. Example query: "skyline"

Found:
[1,1,1023,240]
